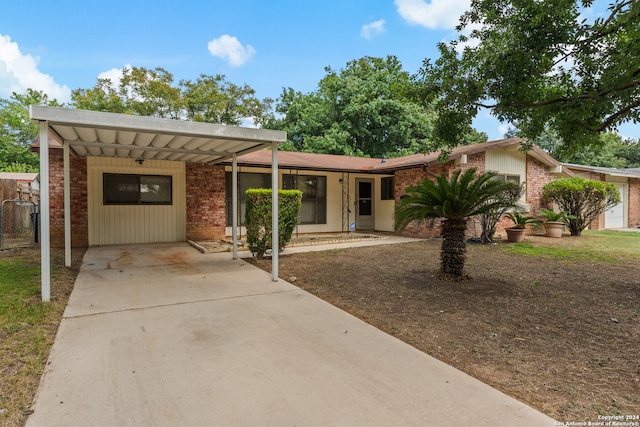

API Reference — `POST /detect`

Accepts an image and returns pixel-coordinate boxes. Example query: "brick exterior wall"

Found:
[49,150,88,248]
[186,163,226,240]
[393,152,569,239]
[629,178,640,229]
[394,153,486,238]
[525,156,555,215]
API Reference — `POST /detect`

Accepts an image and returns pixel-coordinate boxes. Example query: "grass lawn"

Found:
[0,248,85,427]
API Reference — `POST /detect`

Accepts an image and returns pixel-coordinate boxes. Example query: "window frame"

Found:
[282,174,327,225]
[494,174,521,185]
[381,176,395,200]
[225,172,272,226]
[103,173,173,206]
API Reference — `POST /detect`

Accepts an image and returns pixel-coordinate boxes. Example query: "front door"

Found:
[356,179,374,230]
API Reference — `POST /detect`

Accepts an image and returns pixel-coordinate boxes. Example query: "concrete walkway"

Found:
[27,240,556,426]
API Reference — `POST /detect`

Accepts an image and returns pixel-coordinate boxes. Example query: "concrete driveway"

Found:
[27,242,555,426]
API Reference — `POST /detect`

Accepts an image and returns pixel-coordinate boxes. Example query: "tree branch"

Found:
[582,100,640,132]
[474,77,640,110]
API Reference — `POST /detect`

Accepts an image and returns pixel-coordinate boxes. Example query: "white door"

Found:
[356,179,374,230]
[605,183,625,228]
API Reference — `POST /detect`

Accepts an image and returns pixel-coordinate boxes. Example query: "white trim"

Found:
[63,142,71,267]
[39,122,50,301]
[232,153,238,259]
[272,144,279,281]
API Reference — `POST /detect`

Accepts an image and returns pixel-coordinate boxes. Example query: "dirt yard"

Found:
[248,235,640,423]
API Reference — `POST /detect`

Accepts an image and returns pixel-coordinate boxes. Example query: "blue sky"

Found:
[1,0,637,140]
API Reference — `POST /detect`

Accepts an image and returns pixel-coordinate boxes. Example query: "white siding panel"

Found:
[88,157,186,245]
[485,147,527,180]
[485,147,527,205]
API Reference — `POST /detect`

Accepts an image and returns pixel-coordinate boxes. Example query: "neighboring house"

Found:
[38,134,587,247]
[0,172,40,203]
[562,164,640,229]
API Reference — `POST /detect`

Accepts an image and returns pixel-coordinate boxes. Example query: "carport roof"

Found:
[30,106,284,302]
[29,106,286,164]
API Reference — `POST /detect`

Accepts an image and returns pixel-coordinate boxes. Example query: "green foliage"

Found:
[542,178,621,236]
[0,256,50,326]
[505,212,542,229]
[396,168,520,228]
[0,89,64,171]
[245,189,302,258]
[510,127,640,167]
[477,181,523,243]
[538,208,576,223]
[419,0,640,153]
[396,168,520,277]
[71,66,272,127]
[268,56,436,158]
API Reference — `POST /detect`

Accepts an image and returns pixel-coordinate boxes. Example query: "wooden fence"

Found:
[0,179,40,204]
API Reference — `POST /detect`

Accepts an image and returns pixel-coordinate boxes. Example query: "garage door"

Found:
[605,183,625,229]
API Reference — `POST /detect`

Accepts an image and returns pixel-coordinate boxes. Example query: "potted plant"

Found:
[504,212,542,242]
[538,208,576,238]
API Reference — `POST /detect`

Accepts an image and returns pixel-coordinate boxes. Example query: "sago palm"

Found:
[396,168,519,278]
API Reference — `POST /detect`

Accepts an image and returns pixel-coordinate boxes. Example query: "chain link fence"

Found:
[0,199,38,249]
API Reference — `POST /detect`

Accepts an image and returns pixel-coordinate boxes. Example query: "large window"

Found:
[381,176,395,200]
[283,174,326,224]
[103,174,172,205]
[225,172,271,226]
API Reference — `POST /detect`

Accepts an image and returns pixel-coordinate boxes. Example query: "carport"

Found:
[29,106,286,301]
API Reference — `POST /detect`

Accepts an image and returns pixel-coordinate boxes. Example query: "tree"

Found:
[182,74,272,127]
[72,66,272,126]
[477,181,524,243]
[418,0,640,154]
[395,168,520,278]
[0,89,64,171]
[268,56,436,158]
[561,133,640,168]
[542,178,621,236]
[507,127,640,168]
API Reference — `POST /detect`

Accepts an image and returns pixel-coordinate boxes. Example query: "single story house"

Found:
[32,108,637,255]
[30,107,639,301]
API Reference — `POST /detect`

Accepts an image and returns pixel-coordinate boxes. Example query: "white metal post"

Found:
[39,121,51,302]
[232,153,238,259]
[63,141,71,267]
[271,143,279,281]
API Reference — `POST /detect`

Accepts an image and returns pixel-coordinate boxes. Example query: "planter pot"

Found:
[543,221,565,238]
[505,227,526,243]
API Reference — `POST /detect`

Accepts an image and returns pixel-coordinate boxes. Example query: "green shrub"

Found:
[542,178,620,236]
[245,189,303,258]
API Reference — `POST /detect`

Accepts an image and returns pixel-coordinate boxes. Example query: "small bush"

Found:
[245,189,302,258]
[542,178,620,236]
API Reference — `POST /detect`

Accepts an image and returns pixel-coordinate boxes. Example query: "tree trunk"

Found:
[440,218,467,277]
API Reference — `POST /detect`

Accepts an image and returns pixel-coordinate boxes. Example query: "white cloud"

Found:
[395,0,470,30]
[97,65,131,89]
[498,124,511,138]
[0,34,71,102]
[207,35,255,67]
[361,19,386,39]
